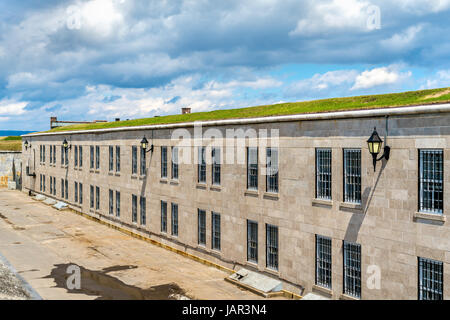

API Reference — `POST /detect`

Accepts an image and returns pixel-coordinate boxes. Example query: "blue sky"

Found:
[1,0,450,130]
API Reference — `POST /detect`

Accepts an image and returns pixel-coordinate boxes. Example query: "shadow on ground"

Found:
[44,263,191,300]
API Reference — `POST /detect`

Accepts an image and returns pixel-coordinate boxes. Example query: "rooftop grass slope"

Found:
[41,87,450,134]
[0,136,22,151]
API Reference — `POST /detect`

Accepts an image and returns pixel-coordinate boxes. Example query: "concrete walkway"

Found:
[0,189,276,300]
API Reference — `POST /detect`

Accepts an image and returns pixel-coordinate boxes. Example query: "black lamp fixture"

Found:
[62,138,71,150]
[140,136,154,153]
[367,127,390,171]
[24,140,30,150]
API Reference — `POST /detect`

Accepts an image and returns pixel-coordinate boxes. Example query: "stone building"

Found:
[21,103,450,300]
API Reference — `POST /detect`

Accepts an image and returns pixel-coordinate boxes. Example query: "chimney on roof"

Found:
[182,107,191,114]
[50,116,57,129]
[115,118,120,122]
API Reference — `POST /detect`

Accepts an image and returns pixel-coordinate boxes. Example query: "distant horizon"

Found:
[0,130,33,137]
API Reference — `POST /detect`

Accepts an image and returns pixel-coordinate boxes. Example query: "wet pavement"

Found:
[0,189,275,300]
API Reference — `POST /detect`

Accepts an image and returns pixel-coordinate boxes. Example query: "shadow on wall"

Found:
[343,158,387,243]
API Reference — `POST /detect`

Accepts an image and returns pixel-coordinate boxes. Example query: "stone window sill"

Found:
[263,192,279,200]
[414,212,446,223]
[264,267,280,277]
[210,185,222,192]
[245,189,259,197]
[196,183,207,190]
[312,198,333,207]
[339,202,363,213]
[340,293,359,300]
[160,178,168,184]
[170,180,179,185]
[312,284,333,297]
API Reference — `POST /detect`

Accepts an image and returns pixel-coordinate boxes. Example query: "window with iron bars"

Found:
[61,146,65,165]
[64,179,68,199]
[50,146,53,164]
[65,147,68,166]
[211,212,221,250]
[266,148,278,193]
[247,147,258,190]
[90,185,94,208]
[116,191,120,217]
[116,146,120,172]
[266,224,278,270]
[79,146,82,168]
[132,195,137,223]
[75,182,78,203]
[90,146,94,169]
[198,209,206,246]
[343,149,361,204]
[53,145,56,164]
[161,201,167,232]
[109,189,114,215]
[74,146,78,167]
[140,197,146,225]
[316,235,332,289]
[171,203,178,236]
[343,241,361,298]
[161,146,167,178]
[78,183,82,204]
[198,147,206,183]
[171,147,179,180]
[95,146,100,169]
[247,220,258,263]
[95,186,100,210]
[109,146,114,171]
[316,148,332,200]
[140,146,146,175]
[212,147,221,185]
[418,257,443,300]
[132,146,138,174]
[419,149,443,214]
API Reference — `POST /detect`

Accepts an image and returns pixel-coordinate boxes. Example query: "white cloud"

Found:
[289,0,373,36]
[395,0,450,14]
[351,66,412,90]
[0,100,28,115]
[421,70,450,89]
[380,24,424,51]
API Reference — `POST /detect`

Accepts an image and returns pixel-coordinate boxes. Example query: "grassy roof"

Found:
[41,87,450,134]
[0,136,22,151]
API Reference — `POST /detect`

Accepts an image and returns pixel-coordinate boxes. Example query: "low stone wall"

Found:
[0,151,21,189]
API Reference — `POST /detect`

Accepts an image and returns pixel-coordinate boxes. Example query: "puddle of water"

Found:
[44,263,191,300]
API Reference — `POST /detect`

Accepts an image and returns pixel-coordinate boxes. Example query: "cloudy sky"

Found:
[1,0,450,130]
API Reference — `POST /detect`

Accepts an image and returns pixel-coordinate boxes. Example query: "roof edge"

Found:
[22,103,450,138]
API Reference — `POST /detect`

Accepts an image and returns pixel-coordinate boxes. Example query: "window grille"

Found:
[132,146,137,174]
[198,147,206,183]
[198,209,206,245]
[74,146,78,167]
[79,183,82,204]
[266,224,278,270]
[132,195,137,223]
[247,220,258,263]
[79,146,82,167]
[109,146,114,171]
[75,182,78,203]
[212,148,221,185]
[343,149,361,204]
[90,146,94,169]
[418,257,443,300]
[116,146,120,172]
[343,241,361,298]
[90,185,94,208]
[140,197,146,225]
[171,147,179,179]
[266,148,278,193]
[95,146,100,169]
[160,146,167,178]
[161,201,167,232]
[95,186,100,209]
[212,212,221,250]
[171,203,178,236]
[247,147,258,190]
[140,146,146,175]
[116,191,120,217]
[316,148,332,200]
[419,150,443,214]
[316,235,332,288]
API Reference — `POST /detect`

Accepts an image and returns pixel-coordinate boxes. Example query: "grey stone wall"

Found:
[0,151,22,189]
[21,111,450,299]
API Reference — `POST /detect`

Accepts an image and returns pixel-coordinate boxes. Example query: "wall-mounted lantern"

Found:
[367,127,390,171]
[140,136,154,153]
[62,138,71,150]
[24,140,31,150]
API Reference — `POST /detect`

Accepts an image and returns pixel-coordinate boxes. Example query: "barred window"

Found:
[140,146,146,175]
[50,146,53,164]
[65,147,68,166]
[95,186,100,210]
[79,183,82,204]
[95,146,100,169]
[65,179,68,199]
[43,146,46,163]
[50,176,53,194]
[74,146,78,167]
[161,201,167,232]
[61,146,64,165]
[43,175,46,192]
[171,203,178,236]
[343,149,361,204]
[116,191,120,217]
[40,174,42,192]
[316,148,332,200]
[132,146,138,174]
[419,150,443,214]
[171,147,179,180]
[247,147,258,190]
[198,209,206,246]
[116,146,120,172]
[418,257,443,300]
[61,178,64,198]
[109,189,114,214]
[90,146,94,169]
[212,147,221,185]
[90,185,94,209]
[140,197,146,225]
[266,224,278,270]
[79,146,82,168]
[247,220,258,263]
[53,177,57,196]
[75,182,78,203]
[109,146,114,171]
[53,145,56,164]
[266,148,279,193]
[343,241,361,298]
[316,235,332,289]
[198,147,206,183]
[161,146,167,178]
[212,212,221,251]
[132,195,137,223]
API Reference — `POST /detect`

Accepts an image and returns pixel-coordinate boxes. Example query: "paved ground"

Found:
[0,189,278,300]
[0,257,32,300]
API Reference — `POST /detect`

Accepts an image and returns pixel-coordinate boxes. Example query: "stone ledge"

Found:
[339,202,363,213]
[340,293,360,300]
[263,192,279,200]
[244,190,259,197]
[312,284,333,298]
[312,198,333,207]
[210,185,222,192]
[413,211,446,223]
